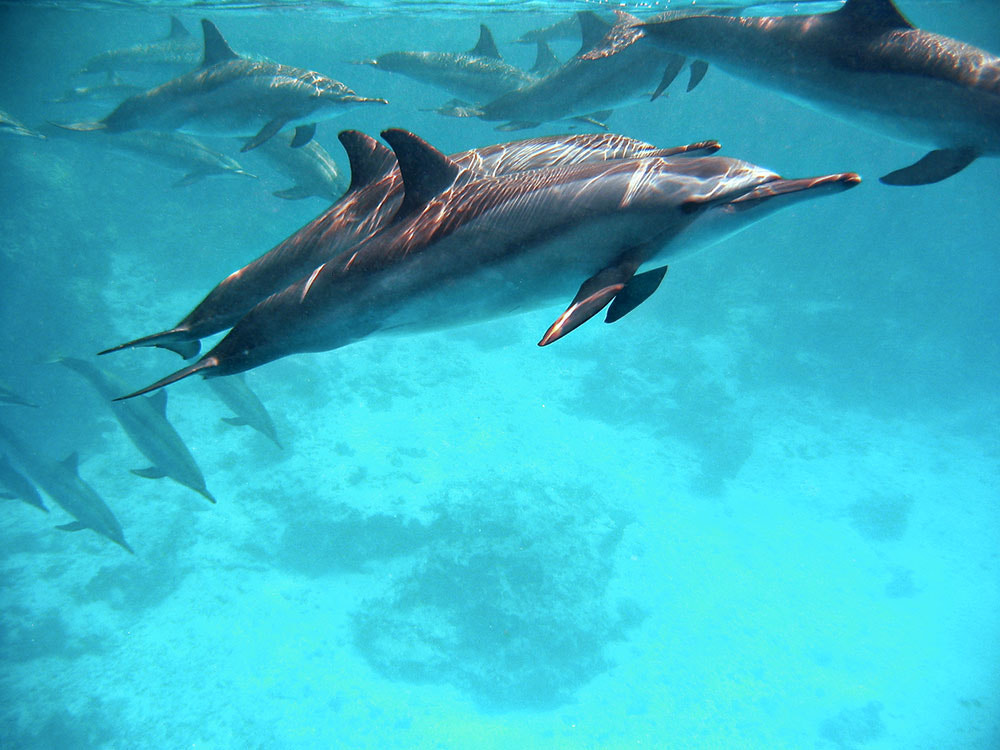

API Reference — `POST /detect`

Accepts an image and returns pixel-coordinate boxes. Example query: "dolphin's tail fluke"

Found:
[99,330,201,360]
[114,356,220,401]
[47,120,107,132]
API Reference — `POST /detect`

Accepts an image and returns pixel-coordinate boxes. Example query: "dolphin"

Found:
[53,73,146,106]
[55,19,387,152]
[0,110,45,140]
[0,452,48,513]
[434,11,696,131]
[57,357,215,503]
[631,0,1000,185]
[251,132,346,201]
[78,16,203,79]
[115,128,859,398]
[0,382,38,408]
[206,373,282,448]
[45,126,257,187]
[0,421,132,553]
[359,24,540,103]
[99,130,721,360]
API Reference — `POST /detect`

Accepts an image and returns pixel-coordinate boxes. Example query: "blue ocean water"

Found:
[1,0,998,747]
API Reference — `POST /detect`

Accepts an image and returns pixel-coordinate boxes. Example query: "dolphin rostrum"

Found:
[57,357,215,503]
[0,110,45,140]
[99,131,720,360]
[631,0,1000,185]
[0,420,132,553]
[56,19,387,152]
[115,129,859,399]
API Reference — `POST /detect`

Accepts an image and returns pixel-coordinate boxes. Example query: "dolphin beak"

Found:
[342,95,389,105]
[727,172,861,211]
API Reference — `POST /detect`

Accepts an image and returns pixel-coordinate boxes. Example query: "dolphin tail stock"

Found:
[99,329,202,360]
[113,356,220,402]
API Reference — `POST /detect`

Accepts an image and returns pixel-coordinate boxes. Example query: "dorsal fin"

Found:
[167,16,190,40]
[576,12,612,56]
[468,24,502,60]
[380,129,462,218]
[200,19,239,68]
[836,0,913,31]
[338,130,397,192]
[530,40,560,76]
[61,452,79,475]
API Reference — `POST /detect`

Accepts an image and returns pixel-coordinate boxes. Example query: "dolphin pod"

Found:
[108,127,859,400]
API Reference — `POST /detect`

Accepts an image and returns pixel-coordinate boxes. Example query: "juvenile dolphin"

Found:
[58,357,215,503]
[632,0,1000,185]
[53,73,146,106]
[359,24,539,103]
[251,132,346,201]
[56,19,387,152]
[0,452,48,513]
[0,421,132,553]
[78,16,202,79]
[100,131,720,360]
[0,110,45,140]
[206,373,282,448]
[116,129,858,398]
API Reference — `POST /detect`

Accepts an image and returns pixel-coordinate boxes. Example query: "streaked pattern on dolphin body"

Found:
[116,128,859,399]
[58,357,215,504]
[78,16,202,79]
[206,373,282,448]
[56,19,387,152]
[633,0,1000,185]
[0,421,132,553]
[100,131,720,360]
[0,452,48,513]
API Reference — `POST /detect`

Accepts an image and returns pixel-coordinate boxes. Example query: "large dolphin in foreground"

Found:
[0,421,132,553]
[116,129,859,399]
[56,19,387,152]
[100,131,720,360]
[57,357,215,503]
[625,0,1000,185]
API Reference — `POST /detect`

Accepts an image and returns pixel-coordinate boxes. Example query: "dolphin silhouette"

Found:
[115,129,858,399]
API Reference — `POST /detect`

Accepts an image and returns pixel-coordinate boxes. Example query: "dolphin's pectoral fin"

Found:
[687,60,709,92]
[56,521,87,532]
[539,261,640,346]
[242,118,286,152]
[290,123,316,148]
[272,185,314,200]
[652,54,685,101]
[496,121,541,132]
[880,148,978,186]
[132,467,168,479]
[606,265,668,323]
[173,171,207,188]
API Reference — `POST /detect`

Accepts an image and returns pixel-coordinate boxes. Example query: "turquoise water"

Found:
[1,1,998,747]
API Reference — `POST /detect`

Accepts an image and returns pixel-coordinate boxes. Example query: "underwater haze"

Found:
[1,1,998,748]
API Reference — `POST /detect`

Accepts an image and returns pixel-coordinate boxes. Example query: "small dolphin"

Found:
[58,357,215,503]
[634,0,1000,185]
[206,373,282,448]
[56,19,387,152]
[0,452,48,513]
[0,382,38,408]
[115,129,858,398]
[78,16,203,79]
[53,74,147,106]
[251,132,346,201]
[359,24,539,103]
[514,15,596,45]
[0,110,45,140]
[100,131,720,360]
[0,421,132,553]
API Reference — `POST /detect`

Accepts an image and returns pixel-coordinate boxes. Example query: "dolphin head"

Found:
[311,76,388,116]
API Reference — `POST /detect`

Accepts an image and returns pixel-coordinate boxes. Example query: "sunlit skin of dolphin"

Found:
[55,19,387,152]
[100,130,721,360]
[57,357,215,503]
[0,421,133,553]
[631,0,1000,185]
[116,129,859,400]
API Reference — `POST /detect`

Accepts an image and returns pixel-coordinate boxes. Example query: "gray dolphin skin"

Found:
[251,132,346,201]
[0,452,48,513]
[78,16,203,79]
[360,24,540,103]
[53,74,146,106]
[115,128,859,398]
[438,11,693,131]
[0,421,132,553]
[0,110,45,140]
[56,19,387,152]
[99,131,720,360]
[635,0,1000,185]
[58,357,215,503]
[206,373,282,448]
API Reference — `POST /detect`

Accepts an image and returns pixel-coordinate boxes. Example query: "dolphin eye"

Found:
[680,199,705,215]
